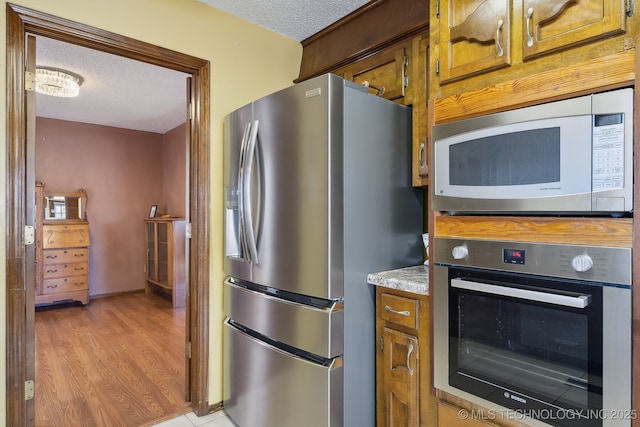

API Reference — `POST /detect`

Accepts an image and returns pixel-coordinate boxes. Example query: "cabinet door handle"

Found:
[496,19,504,57]
[526,7,534,47]
[385,305,410,316]
[392,343,415,375]
[419,142,425,170]
[407,343,414,375]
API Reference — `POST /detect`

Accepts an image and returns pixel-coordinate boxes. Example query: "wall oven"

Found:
[434,237,632,427]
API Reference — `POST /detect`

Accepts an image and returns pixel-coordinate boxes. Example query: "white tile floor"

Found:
[152,411,236,427]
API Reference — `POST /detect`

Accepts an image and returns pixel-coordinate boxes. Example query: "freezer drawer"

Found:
[223,320,343,427]
[224,279,344,358]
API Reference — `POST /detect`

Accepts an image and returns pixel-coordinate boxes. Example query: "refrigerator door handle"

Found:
[237,122,251,261]
[242,119,260,263]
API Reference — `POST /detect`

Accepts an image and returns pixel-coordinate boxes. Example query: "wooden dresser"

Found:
[35,184,90,306]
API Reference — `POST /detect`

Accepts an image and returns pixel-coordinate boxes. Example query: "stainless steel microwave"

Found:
[432,88,634,215]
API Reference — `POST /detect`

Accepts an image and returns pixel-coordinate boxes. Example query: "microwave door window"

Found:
[449,128,560,187]
[435,115,593,202]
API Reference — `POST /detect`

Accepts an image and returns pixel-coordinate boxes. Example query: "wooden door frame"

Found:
[6,3,211,425]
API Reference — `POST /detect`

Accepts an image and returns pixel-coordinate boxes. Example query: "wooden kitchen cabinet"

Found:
[296,0,430,187]
[437,0,627,84]
[438,402,495,427]
[438,0,511,84]
[521,0,627,60]
[334,35,429,186]
[145,218,186,308]
[334,40,411,104]
[376,287,436,427]
[35,184,90,306]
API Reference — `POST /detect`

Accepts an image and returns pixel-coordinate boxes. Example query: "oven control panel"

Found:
[435,238,631,286]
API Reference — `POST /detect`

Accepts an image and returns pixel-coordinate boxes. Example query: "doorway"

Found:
[6,4,211,426]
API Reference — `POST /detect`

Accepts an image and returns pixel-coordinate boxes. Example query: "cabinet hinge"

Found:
[435,58,440,76]
[25,71,35,92]
[187,341,192,359]
[24,225,35,245]
[436,0,440,18]
[25,380,34,400]
[186,222,192,239]
[401,54,409,95]
[626,0,634,16]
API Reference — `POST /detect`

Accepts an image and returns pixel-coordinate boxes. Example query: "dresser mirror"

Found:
[44,189,87,221]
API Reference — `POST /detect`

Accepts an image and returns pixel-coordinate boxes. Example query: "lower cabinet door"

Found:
[382,327,419,427]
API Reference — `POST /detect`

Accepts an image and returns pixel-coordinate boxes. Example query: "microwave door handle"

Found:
[242,120,259,264]
[451,278,591,309]
[237,122,252,261]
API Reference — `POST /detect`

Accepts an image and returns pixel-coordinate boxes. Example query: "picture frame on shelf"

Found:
[149,205,158,218]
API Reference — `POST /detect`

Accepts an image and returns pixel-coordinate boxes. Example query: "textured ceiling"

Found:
[35,1,369,133]
[36,36,188,134]
[197,0,370,41]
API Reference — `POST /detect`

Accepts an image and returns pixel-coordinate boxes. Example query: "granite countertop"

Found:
[367,264,429,295]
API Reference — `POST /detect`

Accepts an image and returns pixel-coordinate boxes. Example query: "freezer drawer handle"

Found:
[384,305,410,317]
[451,278,591,309]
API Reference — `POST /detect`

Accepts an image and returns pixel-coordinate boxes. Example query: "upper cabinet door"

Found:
[522,0,627,60]
[439,0,512,83]
[338,41,411,104]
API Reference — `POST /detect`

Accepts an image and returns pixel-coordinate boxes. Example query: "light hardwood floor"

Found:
[35,292,191,427]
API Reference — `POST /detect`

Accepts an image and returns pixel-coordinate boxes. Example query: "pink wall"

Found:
[162,123,187,218]
[35,118,187,297]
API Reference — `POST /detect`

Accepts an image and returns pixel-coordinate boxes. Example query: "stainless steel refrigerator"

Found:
[222,73,423,427]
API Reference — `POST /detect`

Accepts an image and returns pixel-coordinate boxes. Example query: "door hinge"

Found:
[25,71,35,92]
[436,0,440,18]
[187,341,192,359]
[626,0,634,16]
[435,58,440,76]
[24,225,35,245]
[186,222,192,239]
[25,380,34,400]
[380,335,384,350]
[402,54,409,92]
[189,102,194,120]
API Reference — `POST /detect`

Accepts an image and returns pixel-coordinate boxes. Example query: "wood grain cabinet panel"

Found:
[522,0,627,60]
[336,41,410,103]
[376,287,436,427]
[382,327,419,427]
[438,0,512,83]
[436,0,627,84]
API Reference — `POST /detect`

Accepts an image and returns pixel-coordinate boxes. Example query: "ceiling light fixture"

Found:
[35,67,83,97]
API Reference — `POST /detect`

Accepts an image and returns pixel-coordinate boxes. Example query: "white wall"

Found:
[0,0,302,419]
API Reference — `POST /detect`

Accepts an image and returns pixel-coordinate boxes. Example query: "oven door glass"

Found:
[448,268,603,426]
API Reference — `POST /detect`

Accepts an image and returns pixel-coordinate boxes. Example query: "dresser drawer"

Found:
[42,276,89,294]
[380,292,419,329]
[42,223,90,249]
[43,248,88,264]
[43,262,88,279]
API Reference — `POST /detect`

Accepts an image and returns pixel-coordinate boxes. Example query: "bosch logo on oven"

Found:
[504,392,527,404]
[503,248,525,265]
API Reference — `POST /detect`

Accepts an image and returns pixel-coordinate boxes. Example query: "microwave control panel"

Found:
[592,113,624,190]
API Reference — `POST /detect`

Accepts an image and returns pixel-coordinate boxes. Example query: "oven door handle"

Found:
[451,278,591,309]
